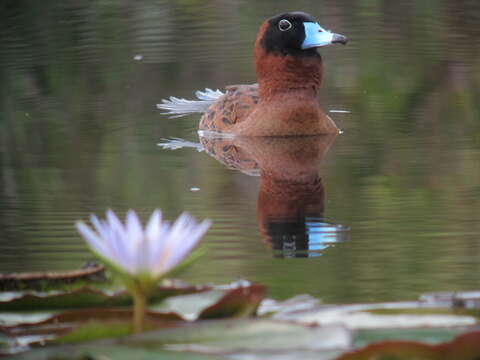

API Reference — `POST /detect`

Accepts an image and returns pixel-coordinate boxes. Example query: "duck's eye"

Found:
[278,19,292,32]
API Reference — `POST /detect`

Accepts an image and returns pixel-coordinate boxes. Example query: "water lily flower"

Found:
[76,209,211,333]
[76,209,210,279]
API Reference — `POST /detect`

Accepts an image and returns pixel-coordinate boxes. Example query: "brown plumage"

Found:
[160,12,347,136]
[198,134,336,252]
[199,84,259,133]
[197,12,345,136]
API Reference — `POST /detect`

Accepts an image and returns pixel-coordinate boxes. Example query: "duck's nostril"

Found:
[332,33,348,45]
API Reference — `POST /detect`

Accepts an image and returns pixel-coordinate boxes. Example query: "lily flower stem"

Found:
[132,288,147,334]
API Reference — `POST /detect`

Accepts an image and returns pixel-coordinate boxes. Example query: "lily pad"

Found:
[125,318,351,354]
[8,287,480,359]
[0,282,211,312]
[263,290,480,332]
[1,282,266,354]
[0,264,106,292]
[12,343,220,360]
[270,301,477,329]
[199,283,266,319]
[50,280,267,345]
[8,316,480,360]
[338,330,480,360]
[2,309,182,339]
[420,291,480,309]
[353,328,467,349]
[257,294,321,316]
[154,282,266,320]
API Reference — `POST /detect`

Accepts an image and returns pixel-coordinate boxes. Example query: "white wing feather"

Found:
[157,88,224,118]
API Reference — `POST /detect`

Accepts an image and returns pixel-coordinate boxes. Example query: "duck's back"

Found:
[199,84,259,133]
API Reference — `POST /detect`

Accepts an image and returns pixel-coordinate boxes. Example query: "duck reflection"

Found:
[199,134,349,258]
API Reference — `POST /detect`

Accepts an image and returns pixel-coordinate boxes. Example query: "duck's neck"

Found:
[254,47,323,100]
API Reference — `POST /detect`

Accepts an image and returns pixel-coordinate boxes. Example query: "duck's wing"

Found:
[199,84,259,132]
[157,88,224,118]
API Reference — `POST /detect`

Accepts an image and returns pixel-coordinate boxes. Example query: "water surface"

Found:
[1,0,480,303]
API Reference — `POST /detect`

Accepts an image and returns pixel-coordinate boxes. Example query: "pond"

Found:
[1,0,480,304]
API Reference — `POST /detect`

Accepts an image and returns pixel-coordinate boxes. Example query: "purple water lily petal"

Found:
[150,212,190,275]
[164,215,211,270]
[146,210,162,240]
[106,209,123,231]
[126,210,143,241]
[75,221,109,258]
[147,222,171,273]
[76,209,211,278]
[91,215,123,267]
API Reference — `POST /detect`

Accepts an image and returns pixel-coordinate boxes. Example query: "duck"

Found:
[158,12,347,136]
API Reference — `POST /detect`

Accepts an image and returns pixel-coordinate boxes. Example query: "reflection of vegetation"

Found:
[1,1,480,302]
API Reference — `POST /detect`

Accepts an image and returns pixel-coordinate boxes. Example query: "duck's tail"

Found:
[156,88,224,118]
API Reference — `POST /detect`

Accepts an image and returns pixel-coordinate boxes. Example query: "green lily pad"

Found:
[0,282,211,312]
[199,283,266,319]
[354,328,465,348]
[125,319,351,353]
[11,343,220,360]
[153,282,266,320]
[8,319,350,359]
[338,330,480,360]
[0,333,10,350]
[8,316,480,360]
[9,288,480,359]
[52,283,265,344]
[2,309,182,341]
[1,282,266,354]
[0,265,106,292]
[0,288,130,312]
[270,301,477,330]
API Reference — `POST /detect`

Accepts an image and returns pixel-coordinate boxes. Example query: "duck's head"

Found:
[254,12,347,97]
[258,12,347,57]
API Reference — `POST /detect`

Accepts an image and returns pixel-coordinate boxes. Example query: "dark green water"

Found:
[1,0,480,303]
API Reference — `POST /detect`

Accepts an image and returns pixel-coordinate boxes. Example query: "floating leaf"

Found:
[271,301,477,329]
[2,309,182,339]
[257,294,321,316]
[12,344,219,360]
[1,282,266,355]
[51,315,180,345]
[0,333,10,351]
[151,282,266,321]
[199,283,266,319]
[354,328,465,348]
[0,265,106,292]
[0,282,211,312]
[48,282,265,346]
[0,288,128,312]
[338,330,480,360]
[420,290,480,309]
[9,319,480,360]
[153,290,227,320]
[126,318,351,354]
[8,288,480,359]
